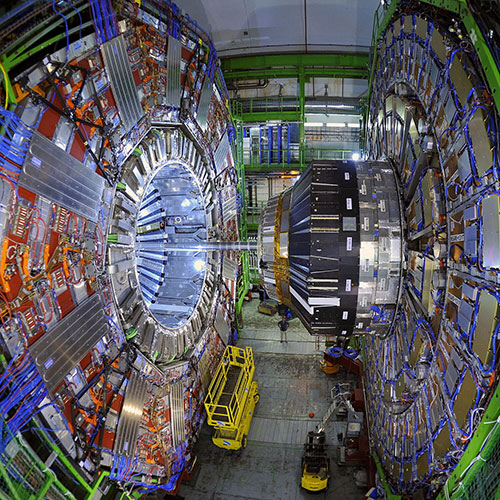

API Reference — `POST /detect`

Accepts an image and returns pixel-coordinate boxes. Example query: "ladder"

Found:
[317,383,353,433]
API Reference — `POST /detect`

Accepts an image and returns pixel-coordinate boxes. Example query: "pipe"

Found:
[164,241,258,252]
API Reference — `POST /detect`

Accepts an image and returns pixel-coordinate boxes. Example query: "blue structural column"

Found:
[277,124,282,164]
[287,124,291,164]
[259,125,263,164]
[268,126,273,164]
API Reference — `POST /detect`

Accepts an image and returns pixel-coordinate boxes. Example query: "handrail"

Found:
[205,345,256,430]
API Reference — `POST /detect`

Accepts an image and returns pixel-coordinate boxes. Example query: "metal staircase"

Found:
[317,383,354,433]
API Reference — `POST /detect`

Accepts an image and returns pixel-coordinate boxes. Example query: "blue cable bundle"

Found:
[89,0,110,44]
[327,346,358,359]
[0,108,32,192]
[110,454,142,482]
[0,350,61,454]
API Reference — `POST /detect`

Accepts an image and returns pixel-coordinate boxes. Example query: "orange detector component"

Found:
[44,244,53,287]
[0,238,10,293]
[22,248,33,290]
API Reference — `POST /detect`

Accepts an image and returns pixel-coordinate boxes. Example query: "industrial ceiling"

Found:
[178,0,380,56]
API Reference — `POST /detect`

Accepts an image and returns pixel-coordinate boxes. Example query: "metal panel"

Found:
[481,195,500,269]
[213,132,231,173]
[114,370,149,458]
[29,294,108,392]
[20,132,105,222]
[222,257,238,281]
[215,303,230,341]
[197,76,213,131]
[475,291,498,364]
[166,35,181,107]
[101,35,143,133]
[170,381,185,448]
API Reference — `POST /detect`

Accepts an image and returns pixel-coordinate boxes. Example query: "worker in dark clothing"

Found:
[278,316,289,343]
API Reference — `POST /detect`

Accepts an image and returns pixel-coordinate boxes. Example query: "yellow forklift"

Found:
[204,345,259,450]
[301,383,356,492]
[301,431,330,492]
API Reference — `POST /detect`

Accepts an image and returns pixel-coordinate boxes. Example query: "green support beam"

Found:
[299,68,306,165]
[235,251,250,330]
[223,67,369,80]
[243,163,305,173]
[372,453,402,500]
[85,471,109,500]
[238,111,301,123]
[221,53,369,81]
[0,57,17,107]
[0,461,22,500]
[452,3,500,114]
[436,381,500,500]
[36,475,55,500]
[38,428,93,494]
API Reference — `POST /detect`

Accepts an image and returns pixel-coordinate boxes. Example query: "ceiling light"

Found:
[304,122,323,127]
[352,152,361,161]
[348,123,360,128]
[326,122,347,127]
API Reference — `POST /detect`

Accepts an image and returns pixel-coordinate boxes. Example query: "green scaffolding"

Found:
[0,432,77,500]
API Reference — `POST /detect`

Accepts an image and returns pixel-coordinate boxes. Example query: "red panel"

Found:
[69,133,86,162]
[101,429,115,450]
[57,288,75,318]
[111,393,124,412]
[80,353,92,371]
[133,69,141,86]
[37,107,60,140]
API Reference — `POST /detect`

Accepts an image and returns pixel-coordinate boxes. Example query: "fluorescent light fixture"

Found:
[348,123,360,128]
[352,152,361,161]
[305,104,355,110]
[193,259,205,271]
[305,122,323,127]
[326,122,347,127]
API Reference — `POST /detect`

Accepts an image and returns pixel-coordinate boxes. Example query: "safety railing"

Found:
[0,430,79,500]
[231,96,300,117]
[204,345,256,430]
[243,147,352,169]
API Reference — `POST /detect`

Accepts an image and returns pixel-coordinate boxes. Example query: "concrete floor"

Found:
[178,299,368,500]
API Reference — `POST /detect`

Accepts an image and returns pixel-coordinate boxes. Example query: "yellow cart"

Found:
[204,345,259,450]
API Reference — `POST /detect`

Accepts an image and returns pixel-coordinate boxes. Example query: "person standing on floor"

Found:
[278,315,289,343]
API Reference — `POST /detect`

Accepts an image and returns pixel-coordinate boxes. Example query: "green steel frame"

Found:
[221,53,369,81]
[0,429,81,500]
[234,119,251,330]
[436,382,500,500]
[223,54,369,160]
[372,453,402,500]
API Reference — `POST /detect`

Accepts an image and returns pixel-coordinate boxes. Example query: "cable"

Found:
[52,0,70,62]
[0,61,9,109]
